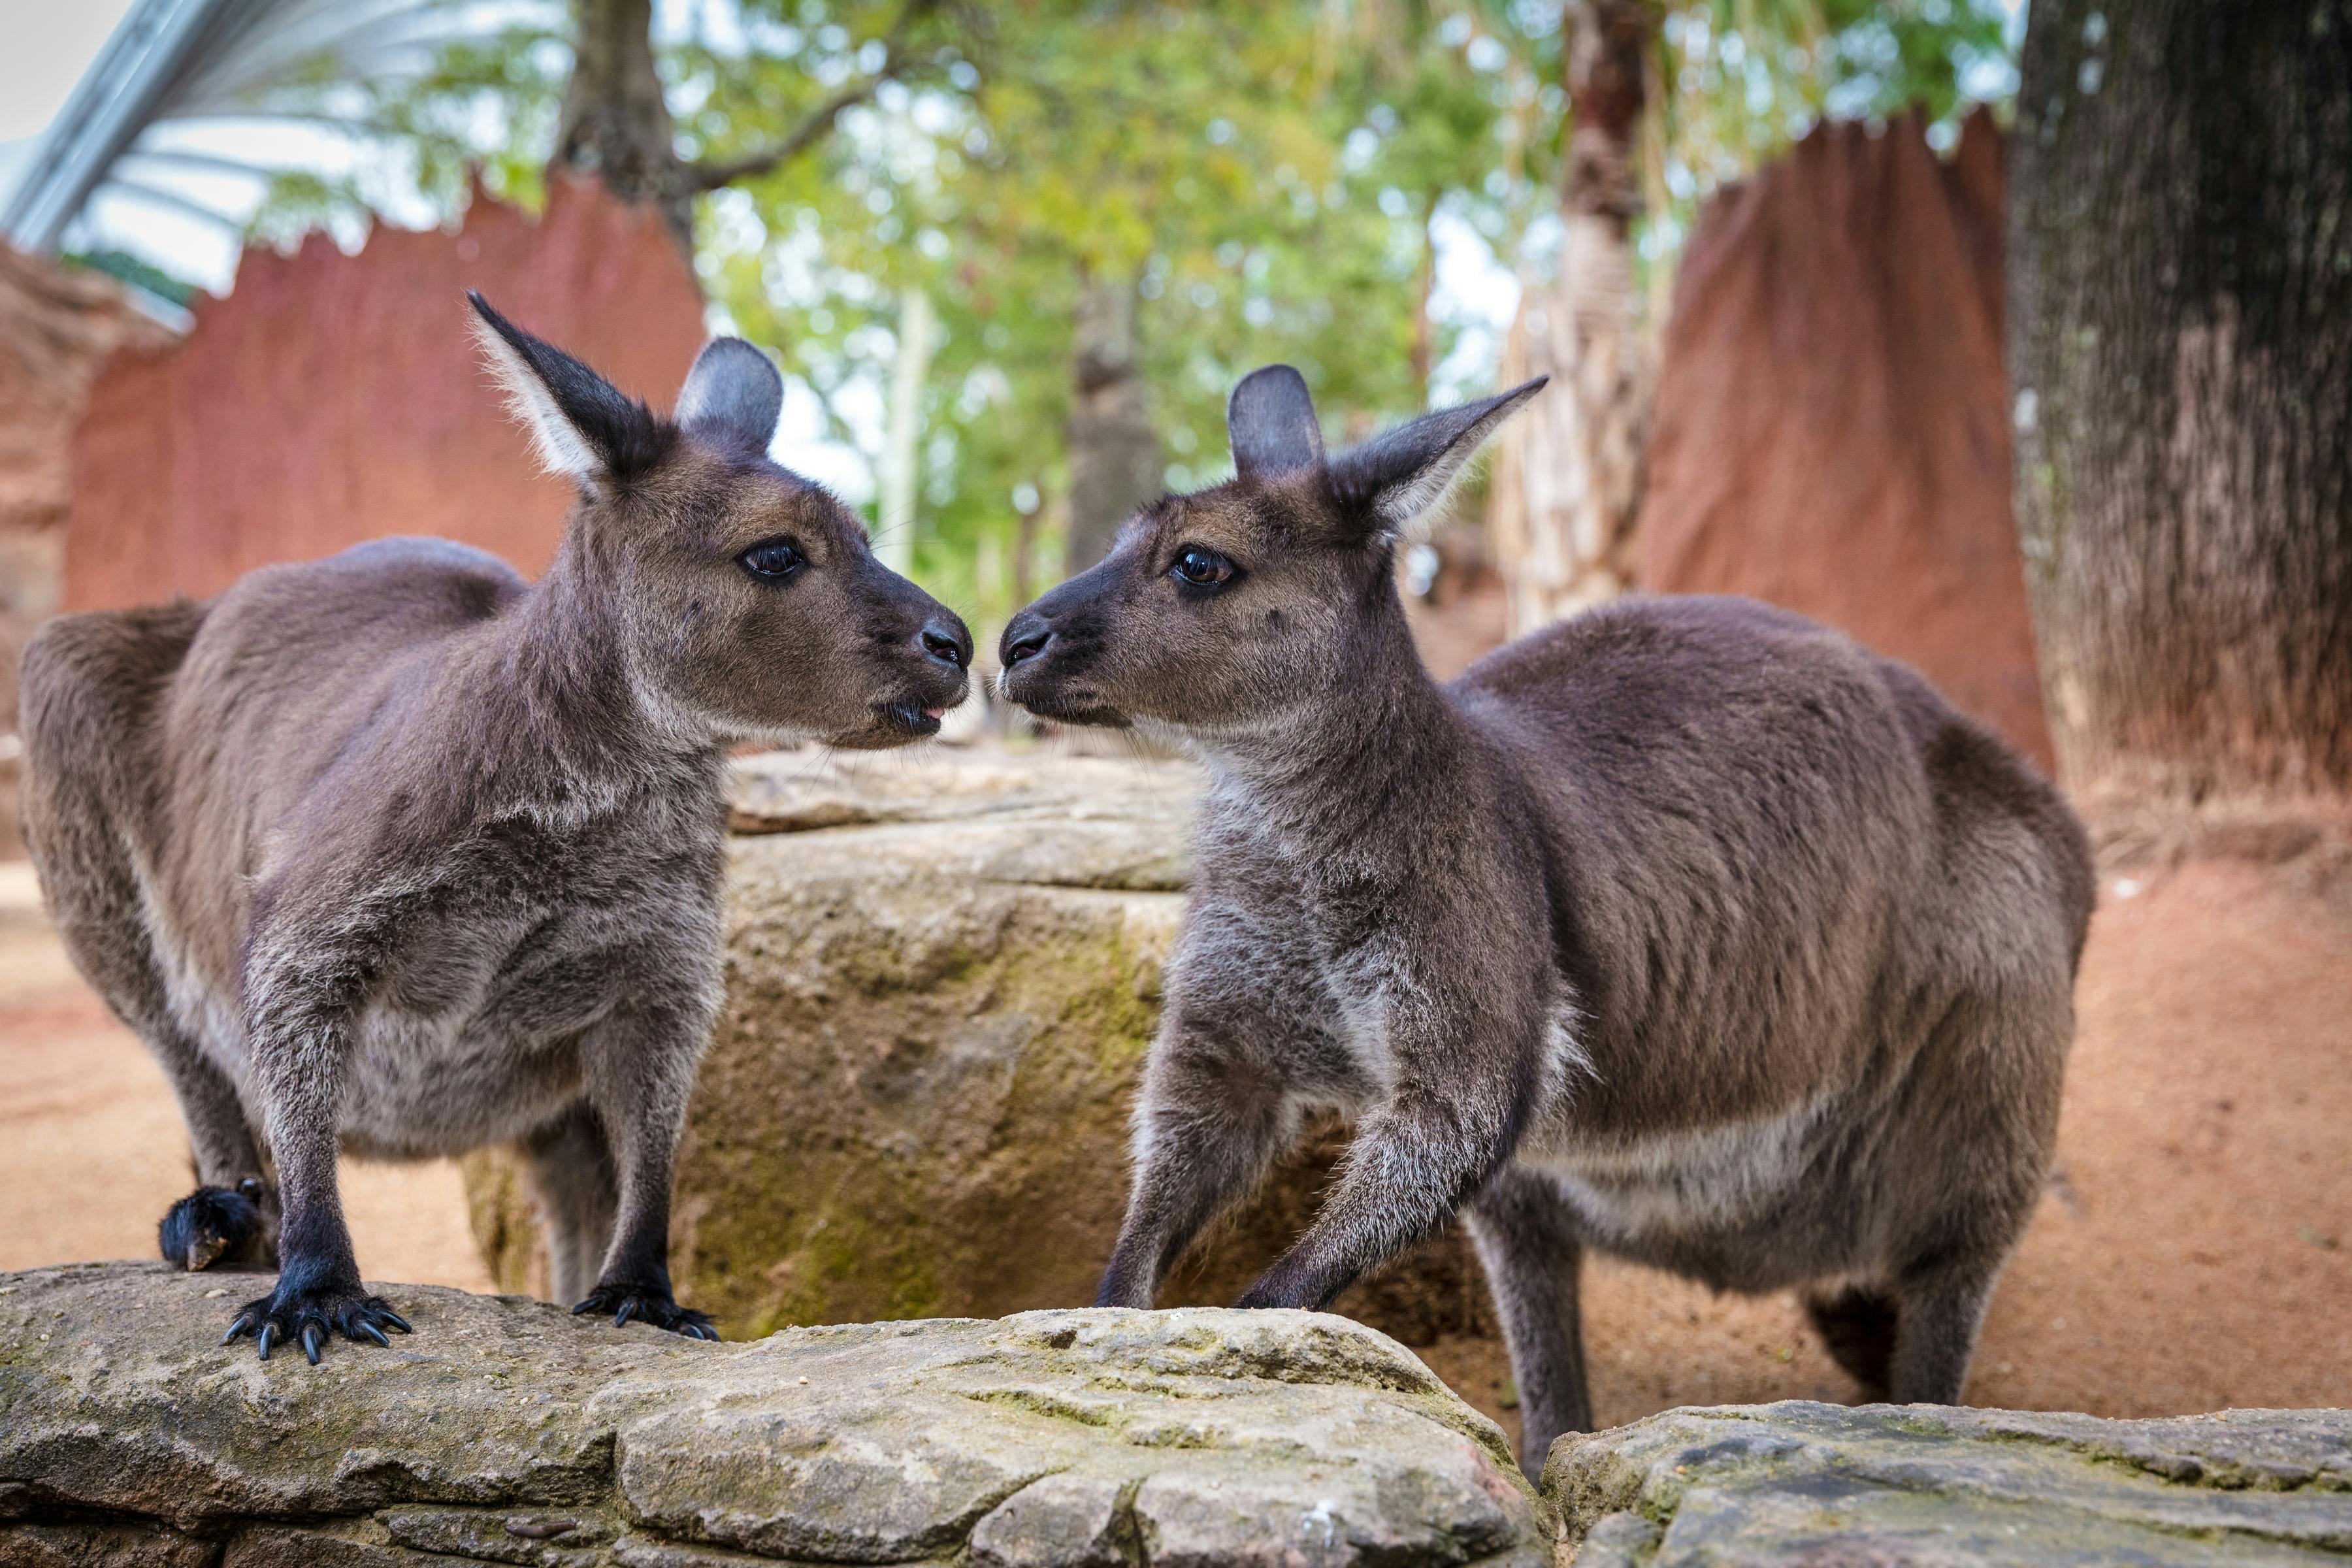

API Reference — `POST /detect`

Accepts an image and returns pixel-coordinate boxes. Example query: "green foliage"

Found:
[241,0,2015,629]
[65,248,199,306]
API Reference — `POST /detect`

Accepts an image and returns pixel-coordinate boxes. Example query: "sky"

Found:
[0,0,137,143]
[0,0,138,210]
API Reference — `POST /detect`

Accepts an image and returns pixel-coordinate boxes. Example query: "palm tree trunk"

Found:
[1486,0,1653,635]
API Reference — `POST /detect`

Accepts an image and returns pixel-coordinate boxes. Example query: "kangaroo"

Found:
[996,366,2093,1474]
[18,295,972,1363]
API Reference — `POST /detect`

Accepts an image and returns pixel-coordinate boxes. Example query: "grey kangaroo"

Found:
[997,366,2093,1474]
[19,295,972,1363]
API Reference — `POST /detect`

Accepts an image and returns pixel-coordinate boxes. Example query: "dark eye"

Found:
[738,538,805,581]
[1171,547,1235,589]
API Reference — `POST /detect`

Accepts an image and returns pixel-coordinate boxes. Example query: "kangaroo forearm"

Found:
[1239,1094,1516,1310]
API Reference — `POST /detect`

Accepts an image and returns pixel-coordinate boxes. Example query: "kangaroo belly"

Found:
[337,1007,585,1160]
[1520,1095,1857,1290]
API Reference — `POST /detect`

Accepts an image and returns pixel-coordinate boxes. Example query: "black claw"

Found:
[572,1284,715,1340]
[227,1287,408,1366]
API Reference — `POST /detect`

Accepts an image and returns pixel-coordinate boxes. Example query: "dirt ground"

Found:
[0,861,491,1294]
[2,837,2346,1441]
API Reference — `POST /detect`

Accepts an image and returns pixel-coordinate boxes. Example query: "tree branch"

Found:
[686,0,939,193]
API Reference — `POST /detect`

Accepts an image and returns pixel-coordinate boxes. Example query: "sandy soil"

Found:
[2,841,2346,1441]
[0,861,491,1292]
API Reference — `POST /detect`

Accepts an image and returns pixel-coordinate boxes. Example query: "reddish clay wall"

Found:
[1635,110,2053,770]
[1,249,176,853]
[65,177,706,612]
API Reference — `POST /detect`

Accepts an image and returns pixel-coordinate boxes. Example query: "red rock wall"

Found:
[1,249,178,854]
[1635,110,2053,770]
[65,176,706,613]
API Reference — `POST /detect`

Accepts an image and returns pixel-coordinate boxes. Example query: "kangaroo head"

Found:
[997,367,1544,739]
[468,294,970,747]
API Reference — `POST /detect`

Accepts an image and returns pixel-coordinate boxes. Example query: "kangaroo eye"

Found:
[1171,547,1235,589]
[739,538,805,581]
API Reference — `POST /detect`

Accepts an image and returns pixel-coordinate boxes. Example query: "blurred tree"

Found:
[703,0,1453,615]
[2011,0,2352,801]
[556,0,940,247]
[242,0,2013,637]
[1488,0,1652,634]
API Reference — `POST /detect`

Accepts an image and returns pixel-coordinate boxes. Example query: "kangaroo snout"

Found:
[919,613,972,675]
[999,610,1051,669]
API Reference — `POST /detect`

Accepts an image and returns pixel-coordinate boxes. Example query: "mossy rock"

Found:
[464,746,1494,1345]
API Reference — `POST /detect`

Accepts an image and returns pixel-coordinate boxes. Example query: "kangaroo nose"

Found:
[1001,612,1052,668]
[919,617,971,671]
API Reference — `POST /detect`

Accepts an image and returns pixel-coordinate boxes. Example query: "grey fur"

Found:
[997,370,2093,1477]
[18,295,971,1363]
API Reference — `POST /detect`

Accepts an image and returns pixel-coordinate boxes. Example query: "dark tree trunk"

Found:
[2011,0,2352,802]
[552,0,693,246]
[1066,272,1163,572]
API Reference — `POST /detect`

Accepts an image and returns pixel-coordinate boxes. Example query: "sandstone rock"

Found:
[465,746,1495,1347]
[1548,1400,2352,1565]
[0,1262,1544,1568]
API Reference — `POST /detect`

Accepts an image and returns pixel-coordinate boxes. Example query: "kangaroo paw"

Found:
[159,1181,270,1271]
[222,1279,412,1365]
[572,1283,719,1341]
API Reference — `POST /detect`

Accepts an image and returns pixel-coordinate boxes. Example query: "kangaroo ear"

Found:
[468,291,670,485]
[677,338,783,456]
[1328,376,1548,535]
[1227,365,1326,481]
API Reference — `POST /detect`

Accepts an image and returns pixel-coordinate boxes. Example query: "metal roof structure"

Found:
[3,0,543,259]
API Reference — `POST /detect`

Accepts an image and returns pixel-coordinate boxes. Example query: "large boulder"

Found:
[0,1260,1546,1567]
[1548,1400,2352,1565]
[465,747,1494,1346]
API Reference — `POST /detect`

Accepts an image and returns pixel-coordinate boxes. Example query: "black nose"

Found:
[1002,612,1052,668]
[919,617,971,671]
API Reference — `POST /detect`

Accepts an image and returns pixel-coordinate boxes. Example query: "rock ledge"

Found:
[0,1262,1544,1567]
[1551,1399,2352,1565]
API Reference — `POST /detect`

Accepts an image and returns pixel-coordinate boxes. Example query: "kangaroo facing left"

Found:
[18,294,972,1363]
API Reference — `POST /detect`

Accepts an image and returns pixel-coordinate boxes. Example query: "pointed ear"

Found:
[467,291,670,484]
[1327,376,1548,534]
[677,338,783,456]
[1227,365,1326,480]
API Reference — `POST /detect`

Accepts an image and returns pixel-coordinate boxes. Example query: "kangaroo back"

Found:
[20,601,209,1030]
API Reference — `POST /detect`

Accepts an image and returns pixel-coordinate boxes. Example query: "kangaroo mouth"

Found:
[872,699,943,739]
[1006,687,1131,729]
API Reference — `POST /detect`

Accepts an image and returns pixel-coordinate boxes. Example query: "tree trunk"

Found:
[877,288,937,576]
[2012,0,2352,802]
[1485,0,1652,636]
[552,0,693,246]
[1066,272,1163,572]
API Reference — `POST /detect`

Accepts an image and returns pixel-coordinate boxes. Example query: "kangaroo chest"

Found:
[1202,816,1842,1279]
[178,808,721,1160]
